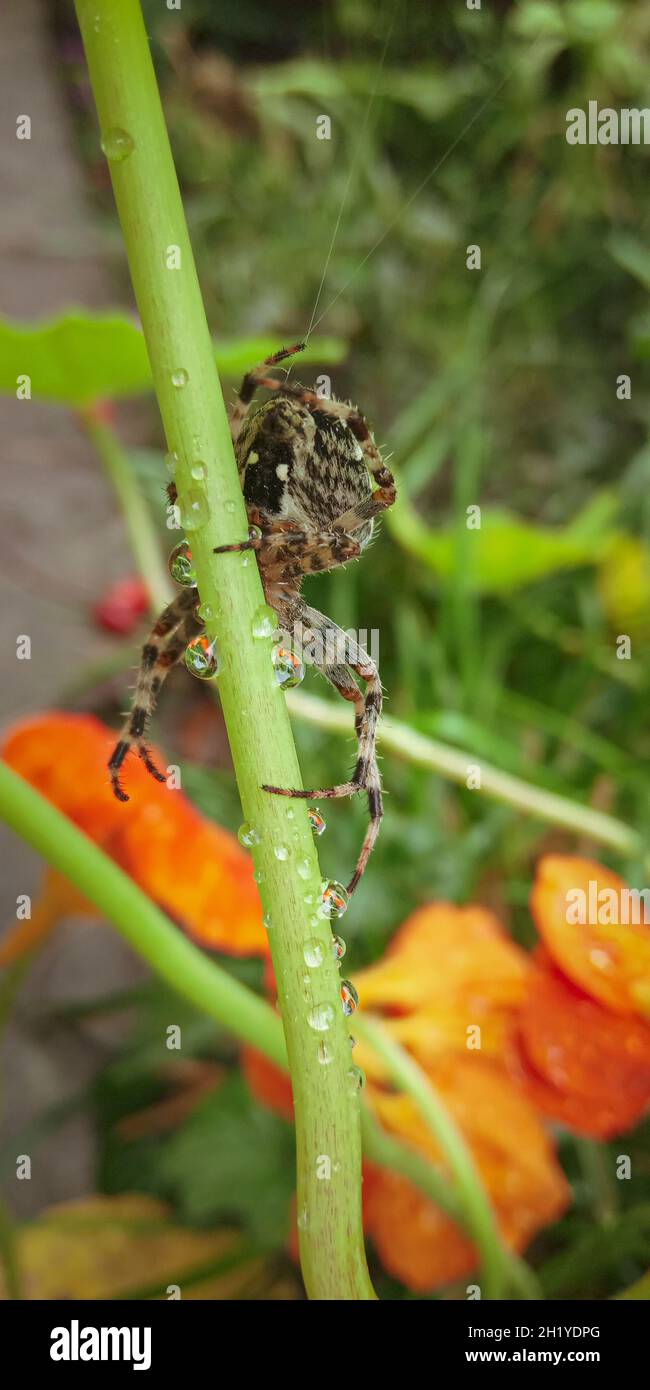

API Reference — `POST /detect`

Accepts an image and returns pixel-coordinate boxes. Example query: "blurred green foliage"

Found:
[130,0,650,926]
[21,0,650,1297]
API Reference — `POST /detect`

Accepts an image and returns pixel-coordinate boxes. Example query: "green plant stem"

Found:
[0,763,286,1066]
[75,0,373,1298]
[0,760,507,1283]
[576,1138,619,1227]
[80,408,173,611]
[355,1013,534,1300]
[287,690,643,862]
[359,1106,460,1221]
[58,640,646,866]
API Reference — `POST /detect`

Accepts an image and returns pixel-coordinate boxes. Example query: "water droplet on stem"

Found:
[101,128,134,162]
[168,540,196,586]
[184,635,219,679]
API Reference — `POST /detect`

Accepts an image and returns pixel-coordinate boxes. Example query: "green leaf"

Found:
[0,309,346,405]
[387,493,618,593]
[608,233,650,293]
[156,1075,295,1246]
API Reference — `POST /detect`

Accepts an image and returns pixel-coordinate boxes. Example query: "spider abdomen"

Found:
[237,394,373,540]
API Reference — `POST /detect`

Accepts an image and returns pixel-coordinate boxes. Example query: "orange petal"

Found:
[122,803,267,956]
[241,1045,293,1121]
[531,856,650,1016]
[364,1055,569,1292]
[353,903,529,1079]
[2,713,268,958]
[3,713,131,848]
[0,869,96,968]
[355,902,529,1013]
[363,1162,475,1291]
[515,958,650,1138]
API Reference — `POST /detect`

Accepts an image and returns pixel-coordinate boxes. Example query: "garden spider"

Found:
[108,344,396,896]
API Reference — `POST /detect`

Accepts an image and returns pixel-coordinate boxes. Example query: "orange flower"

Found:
[0,869,92,968]
[517,856,650,1137]
[355,903,530,1076]
[245,870,650,1289]
[245,901,569,1293]
[241,1044,293,1120]
[531,855,650,1015]
[352,905,569,1290]
[1,713,267,957]
[363,1055,568,1292]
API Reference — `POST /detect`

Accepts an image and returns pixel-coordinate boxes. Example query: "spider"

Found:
[108,343,396,896]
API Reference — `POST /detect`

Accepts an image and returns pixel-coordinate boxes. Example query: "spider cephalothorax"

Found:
[108,344,396,895]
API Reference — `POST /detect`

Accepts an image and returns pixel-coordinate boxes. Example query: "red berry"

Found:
[93,576,149,635]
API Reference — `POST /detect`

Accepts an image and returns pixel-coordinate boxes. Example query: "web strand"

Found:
[308,31,545,338]
[303,0,401,346]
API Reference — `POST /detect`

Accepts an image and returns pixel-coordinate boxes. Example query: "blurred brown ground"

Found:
[0,0,146,1217]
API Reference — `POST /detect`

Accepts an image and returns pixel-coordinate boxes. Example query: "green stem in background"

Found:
[0,763,286,1067]
[57,635,648,868]
[354,1013,541,1301]
[80,405,173,612]
[0,1198,21,1301]
[0,760,526,1290]
[576,1138,619,1228]
[614,1270,650,1300]
[287,691,644,862]
[80,0,373,1297]
[359,1106,460,1222]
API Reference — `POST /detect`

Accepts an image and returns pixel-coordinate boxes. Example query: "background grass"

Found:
[4,0,650,1298]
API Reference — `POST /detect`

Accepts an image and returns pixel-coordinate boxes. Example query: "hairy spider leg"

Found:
[108,588,200,801]
[229,341,306,444]
[215,525,360,573]
[263,601,383,895]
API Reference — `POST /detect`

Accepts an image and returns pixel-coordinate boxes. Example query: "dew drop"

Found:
[303,939,325,968]
[263,912,273,930]
[253,868,264,884]
[274,844,291,861]
[184,634,219,679]
[340,980,359,1016]
[296,857,312,881]
[171,368,189,389]
[238,822,261,848]
[331,933,346,961]
[191,460,207,481]
[225,500,236,515]
[307,1002,335,1032]
[318,1040,333,1065]
[252,604,280,639]
[248,524,263,543]
[320,880,349,919]
[198,600,214,622]
[101,127,134,162]
[309,808,326,836]
[589,948,613,971]
[272,645,305,690]
[297,1207,309,1231]
[285,807,296,821]
[179,489,209,531]
[168,540,196,586]
[347,1064,365,1092]
[164,449,179,475]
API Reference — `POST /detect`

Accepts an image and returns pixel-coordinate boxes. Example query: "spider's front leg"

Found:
[214,525,360,572]
[263,602,384,896]
[108,587,201,800]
